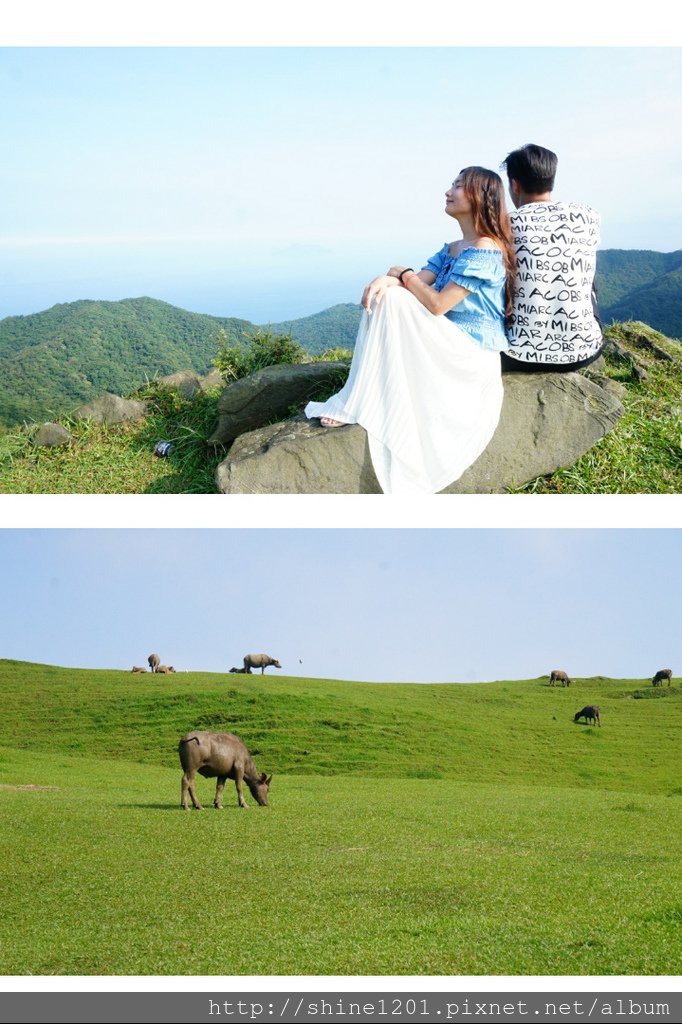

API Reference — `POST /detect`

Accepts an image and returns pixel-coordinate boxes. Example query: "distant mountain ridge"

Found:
[596,250,682,339]
[0,249,679,428]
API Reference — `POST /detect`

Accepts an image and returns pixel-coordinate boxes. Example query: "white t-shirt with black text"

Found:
[506,201,603,364]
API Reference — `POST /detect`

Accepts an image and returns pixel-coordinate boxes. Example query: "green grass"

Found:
[1,659,681,975]
[0,321,679,494]
[0,382,225,494]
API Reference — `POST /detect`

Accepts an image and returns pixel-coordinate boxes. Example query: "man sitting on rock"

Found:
[501,143,604,372]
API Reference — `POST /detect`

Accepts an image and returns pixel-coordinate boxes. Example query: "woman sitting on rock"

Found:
[305,166,516,494]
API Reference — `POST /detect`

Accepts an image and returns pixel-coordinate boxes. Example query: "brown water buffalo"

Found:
[179,731,272,810]
[652,669,673,687]
[550,670,571,687]
[131,666,147,673]
[243,653,282,674]
[148,653,160,673]
[574,705,601,726]
[156,665,176,674]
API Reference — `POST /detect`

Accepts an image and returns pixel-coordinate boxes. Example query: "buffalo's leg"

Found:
[214,776,227,809]
[234,769,249,808]
[181,771,203,810]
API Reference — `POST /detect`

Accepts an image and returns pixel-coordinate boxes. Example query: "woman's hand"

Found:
[361,274,398,313]
[387,265,408,279]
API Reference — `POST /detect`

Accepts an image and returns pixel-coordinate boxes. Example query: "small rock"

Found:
[157,371,203,399]
[33,422,72,447]
[198,369,226,392]
[72,393,148,425]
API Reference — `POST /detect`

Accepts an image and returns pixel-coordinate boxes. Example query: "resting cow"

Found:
[156,665,176,674]
[178,730,272,810]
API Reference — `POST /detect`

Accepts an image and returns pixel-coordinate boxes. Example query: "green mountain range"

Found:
[0,249,680,428]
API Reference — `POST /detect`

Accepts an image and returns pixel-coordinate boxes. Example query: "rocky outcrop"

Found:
[157,371,204,399]
[157,369,225,398]
[215,371,624,494]
[33,423,73,448]
[207,361,349,450]
[72,393,148,425]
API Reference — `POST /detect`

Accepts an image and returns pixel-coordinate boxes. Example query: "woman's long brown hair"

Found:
[458,165,516,323]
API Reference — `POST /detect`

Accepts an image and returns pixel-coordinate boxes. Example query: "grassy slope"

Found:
[1,660,681,975]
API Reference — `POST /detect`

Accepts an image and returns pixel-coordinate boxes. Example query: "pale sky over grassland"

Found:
[1,46,681,321]
[1,529,678,684]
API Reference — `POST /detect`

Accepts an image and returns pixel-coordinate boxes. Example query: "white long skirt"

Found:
[304,287,504,494]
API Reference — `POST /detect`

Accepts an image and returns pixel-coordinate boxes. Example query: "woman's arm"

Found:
[389,265,470,316]
[362,267,438,313]
[403,275,471,316]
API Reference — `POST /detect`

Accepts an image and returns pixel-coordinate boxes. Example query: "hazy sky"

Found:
[1,46,681,323]
[2,529,678,683]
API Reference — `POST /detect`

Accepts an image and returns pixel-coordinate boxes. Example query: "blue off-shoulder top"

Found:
[422,244,508,351]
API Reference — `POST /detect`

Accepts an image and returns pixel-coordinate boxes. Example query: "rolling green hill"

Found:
[269,302,361,354]
[2,658,679,791]
[0,297,253,428]
[1,659,680,975]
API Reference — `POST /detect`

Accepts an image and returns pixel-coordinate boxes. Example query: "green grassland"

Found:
[1,659,680,976]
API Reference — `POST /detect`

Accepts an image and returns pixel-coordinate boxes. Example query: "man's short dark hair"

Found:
[502,144,558,194]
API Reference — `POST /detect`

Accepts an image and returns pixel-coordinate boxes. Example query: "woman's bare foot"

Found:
[320,417,345,428]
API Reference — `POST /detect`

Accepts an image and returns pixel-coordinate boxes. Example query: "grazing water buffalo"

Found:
[574,705,601,727]
[148,653,160,673]
[550,670,571,687]
[131,666,147,673]
[179,731,272,810]
[156,664,176,674]
[652,669,673,687]
[243,653,282,674]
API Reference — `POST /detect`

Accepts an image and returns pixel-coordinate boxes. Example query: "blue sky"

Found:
[1,47,681,323]
[1,529,678,683]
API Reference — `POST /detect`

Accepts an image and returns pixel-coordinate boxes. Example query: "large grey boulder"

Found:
[207,361,349,450]
[215,371,624,494]
[33,422,73,448]
[72,393,148,425]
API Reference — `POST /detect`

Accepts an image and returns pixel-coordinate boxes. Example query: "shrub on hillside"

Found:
[213,327,306,382]
[313,347,353,365]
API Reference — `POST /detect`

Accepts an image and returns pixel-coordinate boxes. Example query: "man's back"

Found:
[506,200,603,366]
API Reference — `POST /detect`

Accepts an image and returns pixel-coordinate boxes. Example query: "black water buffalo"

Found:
[229,666,248,674]
[179,731,272,811]
[148,653,160,673]
[574,705,601,727]
[652,669,673,687]
[243,653,282,674]
[550,670,571,687]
